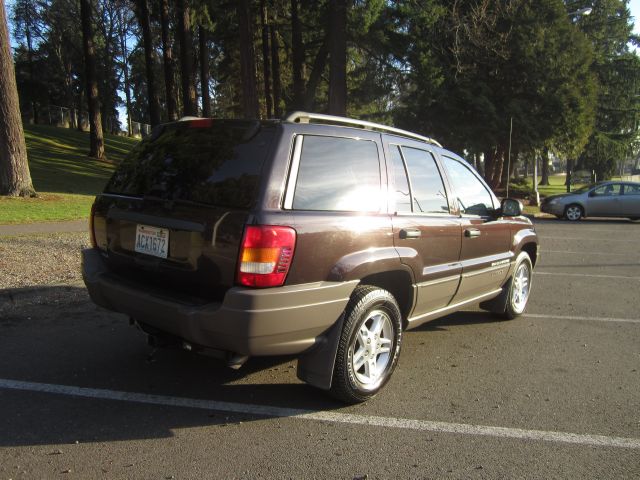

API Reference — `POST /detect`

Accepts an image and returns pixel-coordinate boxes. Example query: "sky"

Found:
[630,0,640,35]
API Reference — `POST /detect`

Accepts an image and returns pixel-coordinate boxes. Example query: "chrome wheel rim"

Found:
[566,206,581,221]
[350,310,394,389]
[512,262,531,313]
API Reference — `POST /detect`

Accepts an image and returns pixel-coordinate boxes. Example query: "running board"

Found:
[406,289,502,330]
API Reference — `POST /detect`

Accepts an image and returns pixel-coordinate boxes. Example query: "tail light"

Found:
[237,225,296,288]
[89,203,97,248]
[89,201,108,251]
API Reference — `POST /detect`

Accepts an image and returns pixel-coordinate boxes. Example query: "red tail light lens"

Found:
[89,203,97,248]
[89,201,108,251]
[188,118,213,128]
[237,225,296,288]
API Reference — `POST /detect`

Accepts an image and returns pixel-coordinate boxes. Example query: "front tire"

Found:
[329,286,402,404]
[564,204,583,221]
[503,252,533,319]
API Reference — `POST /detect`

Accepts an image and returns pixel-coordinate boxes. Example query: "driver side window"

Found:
[442,156,494,216]
[592,184,621,197]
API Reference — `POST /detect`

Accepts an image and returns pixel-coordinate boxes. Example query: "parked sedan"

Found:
[541,181,640,221]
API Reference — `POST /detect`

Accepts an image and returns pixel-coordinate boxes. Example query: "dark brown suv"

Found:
[82,112,538,403]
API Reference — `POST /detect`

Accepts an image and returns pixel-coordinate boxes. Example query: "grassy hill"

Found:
[0,124,138,224]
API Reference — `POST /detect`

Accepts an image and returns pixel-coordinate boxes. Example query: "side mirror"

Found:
[500,198,523,217]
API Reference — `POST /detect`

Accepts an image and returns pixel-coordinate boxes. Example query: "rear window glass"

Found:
[104,121,274,208]
[292,135,381,212]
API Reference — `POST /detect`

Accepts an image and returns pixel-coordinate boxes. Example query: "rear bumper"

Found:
[82,249,357,356]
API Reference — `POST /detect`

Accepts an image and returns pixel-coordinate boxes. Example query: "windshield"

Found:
[104,121,275,208]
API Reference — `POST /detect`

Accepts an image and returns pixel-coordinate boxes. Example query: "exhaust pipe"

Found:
[226,353,249,370]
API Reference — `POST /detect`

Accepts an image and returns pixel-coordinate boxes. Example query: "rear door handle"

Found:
[400,228,421,239]
[464,228,481,238]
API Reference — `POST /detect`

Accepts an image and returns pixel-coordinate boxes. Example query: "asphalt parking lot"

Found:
[0,219,638,479]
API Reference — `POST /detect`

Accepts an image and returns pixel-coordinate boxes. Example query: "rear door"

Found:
[621,184,640,217]
[587,183,623,217]
[438,155,511,303]
[385,139,462,318]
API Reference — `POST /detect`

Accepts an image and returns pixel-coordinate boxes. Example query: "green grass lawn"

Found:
[0,124,138,224]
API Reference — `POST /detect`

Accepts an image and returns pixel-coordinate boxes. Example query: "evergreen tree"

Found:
[570,0,640,179]
[0,0,35,196]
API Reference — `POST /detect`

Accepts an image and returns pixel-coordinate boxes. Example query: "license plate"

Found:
[134,224,169,259]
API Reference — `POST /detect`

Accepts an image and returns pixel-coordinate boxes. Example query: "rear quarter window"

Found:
[292,135,381,212]
[105,122,274,208]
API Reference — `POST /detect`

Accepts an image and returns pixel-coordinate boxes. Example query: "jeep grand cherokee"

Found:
[82,112,538,403]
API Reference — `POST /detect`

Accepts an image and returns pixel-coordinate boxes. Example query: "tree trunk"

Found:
[303,35,329,110]
[77,88,85,131]
[80,0,106,160]
[176,0,197,116]
[260,0,272,118]
[0,0,35,196]
[270,20,281,117]
[134,0,161,126]
[491,146,505,190]
[25,25,38,124]
[117,8,133,136]
[160,0,178,121]
[64,58,76,129]
[483,149,497,188]
[291,0,304,110]
[199,26,211,117]
[540,146,550,186]
[237,0,259,119]
[328,0,347,116]
[99,5,118,134]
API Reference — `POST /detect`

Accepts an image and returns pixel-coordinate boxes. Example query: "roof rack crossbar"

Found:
[284,111,442,148]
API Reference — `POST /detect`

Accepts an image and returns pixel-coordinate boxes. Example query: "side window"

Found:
[292,136,381,212]
[592,184,622,196]
[623,184,640,195]
[401,147,450,214]
[388,145,412,213]
[442,156,494,216]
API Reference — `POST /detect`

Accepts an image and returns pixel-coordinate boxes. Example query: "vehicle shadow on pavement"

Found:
[413,311,504,332]
[0,285,349,447]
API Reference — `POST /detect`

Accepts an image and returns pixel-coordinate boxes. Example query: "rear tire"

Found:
[564,204,583,221]
[329,286,402,404]
[503,252,533,320]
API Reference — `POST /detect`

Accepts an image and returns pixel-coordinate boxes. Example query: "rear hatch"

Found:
[92,119,276,302]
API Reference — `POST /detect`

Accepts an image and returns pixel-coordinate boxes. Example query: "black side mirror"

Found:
[500,198,523,217]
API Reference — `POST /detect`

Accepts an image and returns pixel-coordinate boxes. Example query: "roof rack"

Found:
[284,111,442,148]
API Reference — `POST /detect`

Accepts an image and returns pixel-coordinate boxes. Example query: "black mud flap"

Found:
[479,276,511,314]
[296,313,345,390]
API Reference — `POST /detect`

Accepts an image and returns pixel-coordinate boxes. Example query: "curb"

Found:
[0,220,88,237]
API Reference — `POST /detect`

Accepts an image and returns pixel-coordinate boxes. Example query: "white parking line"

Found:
[539,236,638,244]
[534,271,640,281]
[0,378,638,449]
[525,313,640,324]
[542,250,634,257]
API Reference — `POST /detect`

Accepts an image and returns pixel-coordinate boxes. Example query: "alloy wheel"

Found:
[349,309,394,388]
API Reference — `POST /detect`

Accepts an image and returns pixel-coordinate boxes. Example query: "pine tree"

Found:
[0,0,35,196]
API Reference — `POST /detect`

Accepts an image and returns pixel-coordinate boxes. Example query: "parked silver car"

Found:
[541,181,640,221]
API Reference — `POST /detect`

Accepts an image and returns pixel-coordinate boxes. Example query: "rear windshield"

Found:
[104,121,274,208]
